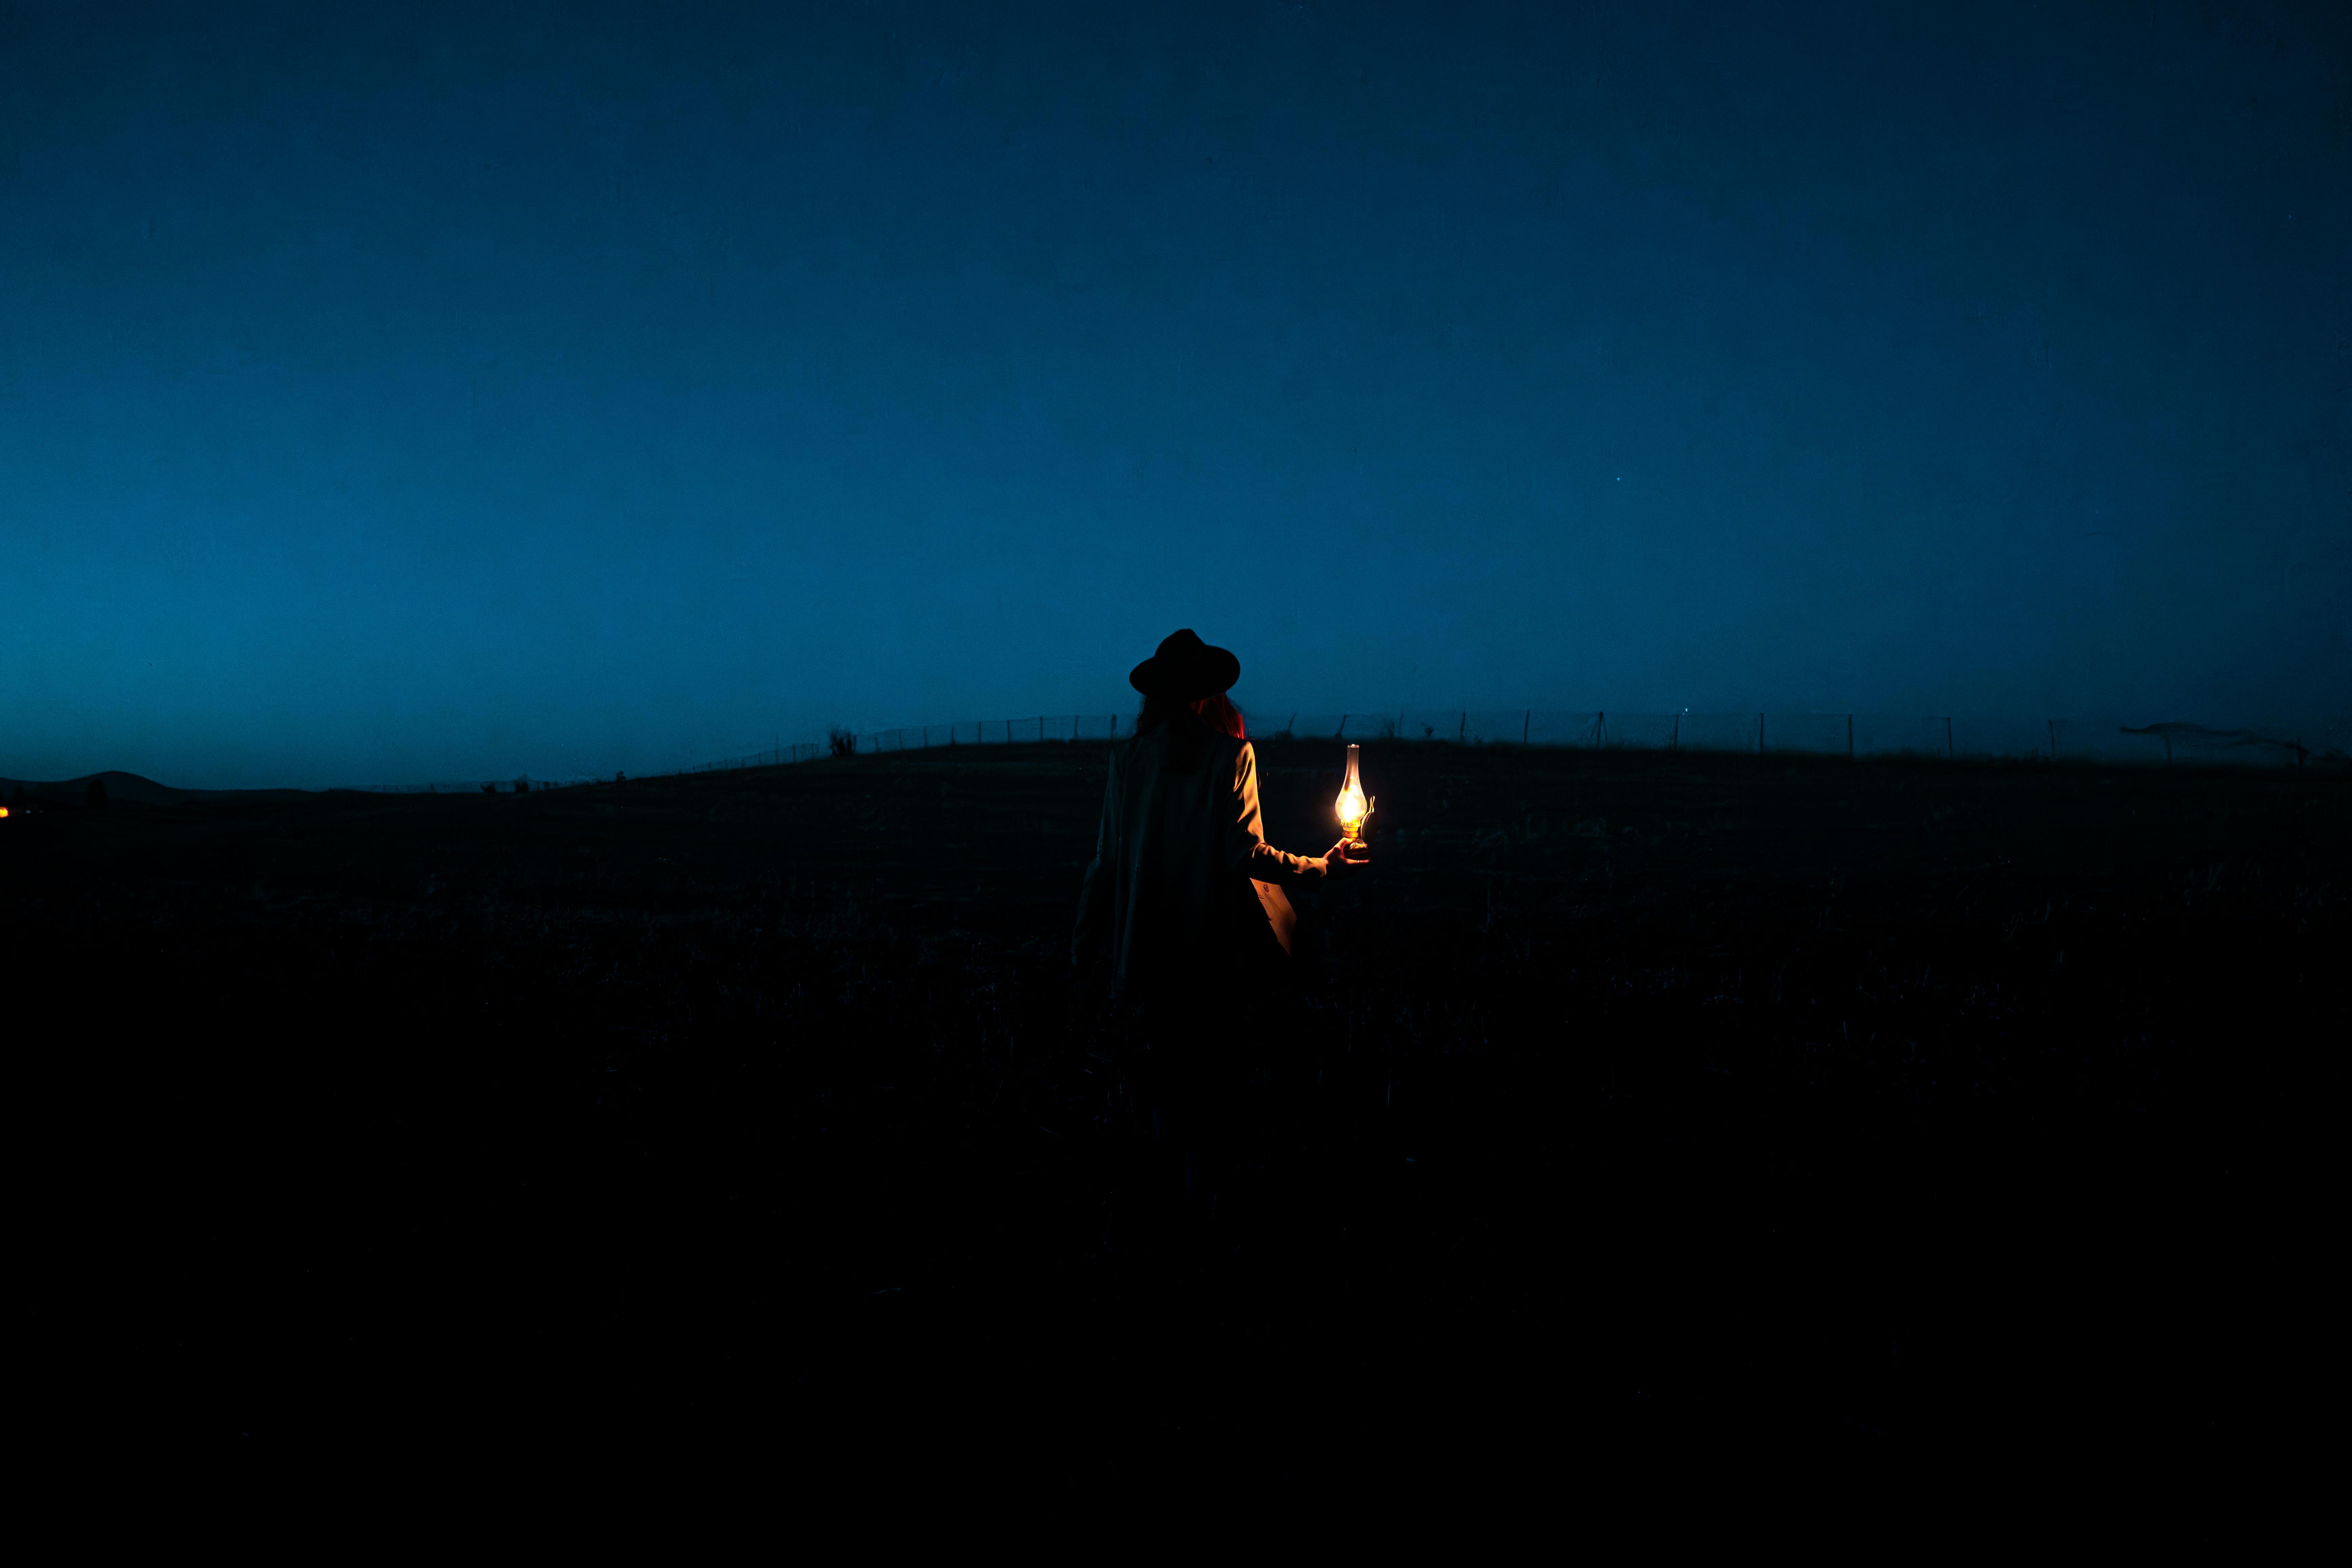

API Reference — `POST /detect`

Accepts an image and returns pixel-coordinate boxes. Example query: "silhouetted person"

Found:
[1074,629,1366,1218]
[614,770,627,786]
[482,782,496,795]
[85,776,108,810]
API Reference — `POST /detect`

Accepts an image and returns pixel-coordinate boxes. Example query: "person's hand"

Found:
[1322,837,1370,875]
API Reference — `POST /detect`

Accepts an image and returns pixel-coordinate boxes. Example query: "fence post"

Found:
[1338,714,1348,738]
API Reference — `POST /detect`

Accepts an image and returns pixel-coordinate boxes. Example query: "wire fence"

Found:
[855,716,1128,752]
[341,710,2347,792]
[827,709,2344,769]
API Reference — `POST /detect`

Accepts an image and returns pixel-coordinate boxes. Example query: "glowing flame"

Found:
[0,806,9,818]
[1335,743,1368,841]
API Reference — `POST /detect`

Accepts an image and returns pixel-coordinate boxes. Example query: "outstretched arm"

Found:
[1222,743,1367,885]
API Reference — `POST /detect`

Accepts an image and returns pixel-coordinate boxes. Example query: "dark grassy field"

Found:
[11,741,2342,1492]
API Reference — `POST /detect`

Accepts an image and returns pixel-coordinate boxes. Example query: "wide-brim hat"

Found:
[1129,628,1240,700]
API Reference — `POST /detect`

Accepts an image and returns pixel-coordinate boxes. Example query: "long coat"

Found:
[1073,715,1331,997]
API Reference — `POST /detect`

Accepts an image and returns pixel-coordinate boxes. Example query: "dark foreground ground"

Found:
[9,742,2342,1497]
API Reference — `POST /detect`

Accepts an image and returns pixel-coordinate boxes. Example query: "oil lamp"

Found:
[1335,742,1375,848]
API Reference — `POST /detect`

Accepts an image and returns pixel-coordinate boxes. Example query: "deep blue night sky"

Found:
[4,1,2345,786]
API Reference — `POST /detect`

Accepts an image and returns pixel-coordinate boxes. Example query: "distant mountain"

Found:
[0,771,313,805]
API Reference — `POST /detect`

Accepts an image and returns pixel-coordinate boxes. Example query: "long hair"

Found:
[1137,692,1245,739]
[1136,692,1246,772]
